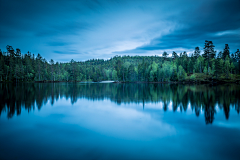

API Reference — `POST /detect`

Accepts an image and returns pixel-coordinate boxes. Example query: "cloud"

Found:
[116,0,240,54]
[35,22,92,37]
[0,0,239,62]
[48,42,69,47]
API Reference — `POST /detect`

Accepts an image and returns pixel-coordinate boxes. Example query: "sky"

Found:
[0,0,240,62]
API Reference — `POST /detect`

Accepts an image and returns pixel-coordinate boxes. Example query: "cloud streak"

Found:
[0,0,239,62]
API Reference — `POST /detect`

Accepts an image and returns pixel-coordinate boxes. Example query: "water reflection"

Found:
[0,83,240,124]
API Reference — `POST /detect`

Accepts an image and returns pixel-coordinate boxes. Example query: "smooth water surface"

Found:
[0,83,240,160]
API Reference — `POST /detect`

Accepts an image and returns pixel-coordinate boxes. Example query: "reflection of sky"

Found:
[0,98,240,160]
[53,99,176,140]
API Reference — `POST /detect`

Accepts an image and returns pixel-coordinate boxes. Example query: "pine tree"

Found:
[172,51,178,60]
[195,56,204,73]
[230,62,235,74]
[203,67,208,75]
[50,59,55,81]
[194,47,201,59]
[215,58,222,78]
[235,49,240,74]
[162,51,168,61]
[128,64,136,82]
[222,44,230,60]
[219,59,224,74]
[230,53,236,62]
[217,51,223,59]
[182,52,188,72]
[36,53,42,81]
[112,70,118,81]
[0,56,4,81]
[224,56,230,79]
[203,40,216,73]
[170,63,178,81]
[177,65,186,80]
[209,59,215,78]
[115,59,122,80]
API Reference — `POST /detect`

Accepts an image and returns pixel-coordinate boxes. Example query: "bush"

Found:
[190,74,196,80]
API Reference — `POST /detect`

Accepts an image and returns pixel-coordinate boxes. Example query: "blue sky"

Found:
[0,0,239,62]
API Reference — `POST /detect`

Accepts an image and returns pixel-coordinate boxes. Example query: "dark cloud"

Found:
[0,0,239,61]
[117,0,240,54]
[35,22,92,37]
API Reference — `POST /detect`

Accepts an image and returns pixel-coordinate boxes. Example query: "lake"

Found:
[0,83,240,160]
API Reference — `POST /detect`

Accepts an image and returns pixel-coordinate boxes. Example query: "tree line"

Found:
[0,41,240,82]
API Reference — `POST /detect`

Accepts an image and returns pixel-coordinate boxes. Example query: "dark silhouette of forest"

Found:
[0,83,239,124]
[0,41,240,82]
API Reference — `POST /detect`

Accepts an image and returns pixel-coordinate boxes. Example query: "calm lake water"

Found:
[0,83,240,160]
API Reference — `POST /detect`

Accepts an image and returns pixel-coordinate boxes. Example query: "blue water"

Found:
[0,83,240,160]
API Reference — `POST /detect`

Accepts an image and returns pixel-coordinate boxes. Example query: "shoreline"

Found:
[1,79,240,84]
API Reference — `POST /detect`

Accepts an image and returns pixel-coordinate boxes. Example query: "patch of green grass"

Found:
[185,73,211,82]
[185,73,240,83]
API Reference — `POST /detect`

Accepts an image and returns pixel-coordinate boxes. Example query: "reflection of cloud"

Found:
[215,122,240,130]
[59,99,176,139]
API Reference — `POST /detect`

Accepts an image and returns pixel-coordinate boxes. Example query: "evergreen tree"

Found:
[49,59,55,81]
[6,45,15,57]
[182,52,188,72]
[235,49,240,74]
[209,59,215,78]
[177,65,186,80]
[170,63,178,81]
[128,64,136,82]
[36,54,42,81]
[217,51,223,59]
[230,62,235,74]
[162,51,168,61]
[203,40,216,73]
[112,70,118,81]
[203,67,208,75]
[115,59,122,80]
[149,61,158,81]
[0,56,4,81]
[222,44,230,60]
[215,58,221,78]
[193,47,200,59]
[230,53,236,62]
[224,56,230,79]
[172,51,178,60]
[219,59,224,74]
[121,62,130,82]
[188,54,194,73]
[0,49,2,57]
[195,56,204,73]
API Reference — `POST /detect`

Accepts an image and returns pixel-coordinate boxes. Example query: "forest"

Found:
[0,40,240,83]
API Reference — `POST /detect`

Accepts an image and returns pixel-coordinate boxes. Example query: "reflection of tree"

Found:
[235,99,240,114]
[223,104,230,120]
[202,88,215,124]
[195,106,200,117]
[163,101,168,111]
[0,83,239,124]
[204,105,215,124]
